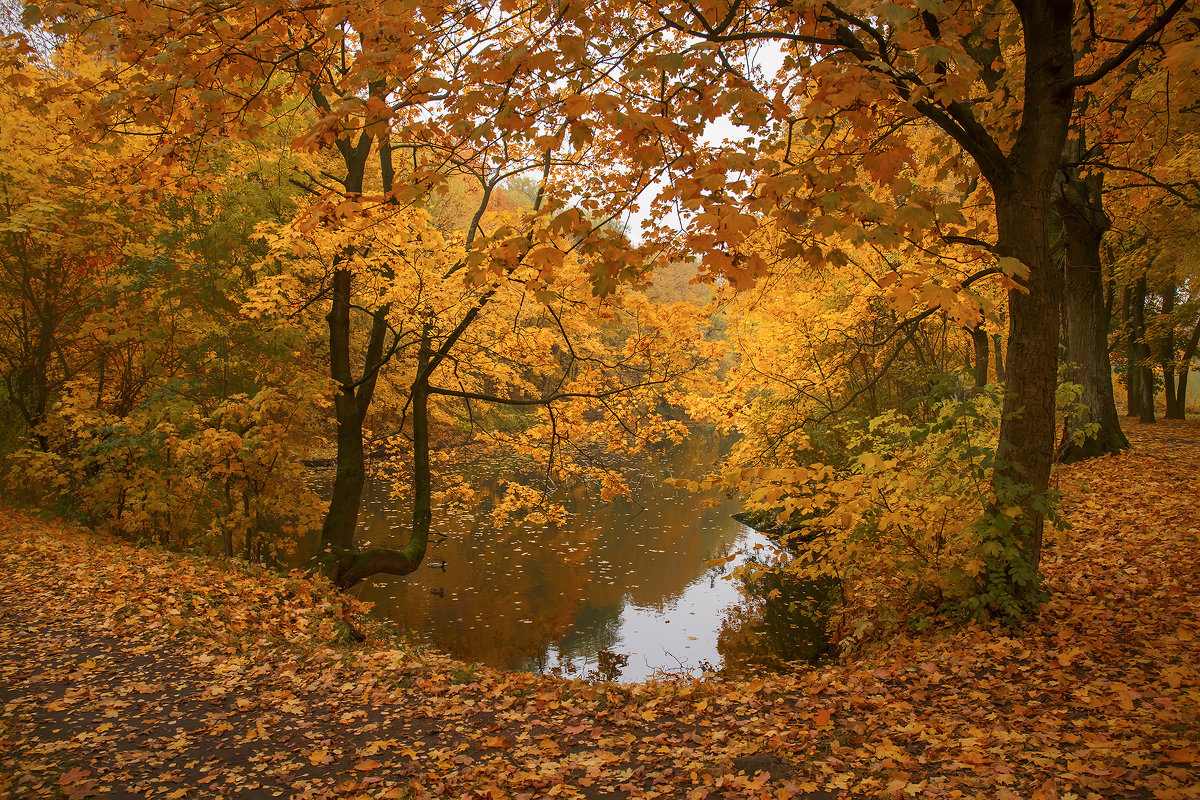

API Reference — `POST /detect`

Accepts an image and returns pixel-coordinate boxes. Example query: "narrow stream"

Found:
[315,430,829,681]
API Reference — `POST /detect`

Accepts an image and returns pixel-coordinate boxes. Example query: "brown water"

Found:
[322,430,828,681]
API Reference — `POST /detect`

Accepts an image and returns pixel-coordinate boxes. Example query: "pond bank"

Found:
[2,420,1198,798]
[310,430,825,681]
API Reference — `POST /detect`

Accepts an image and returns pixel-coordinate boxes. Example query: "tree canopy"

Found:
[2,0,1198,620]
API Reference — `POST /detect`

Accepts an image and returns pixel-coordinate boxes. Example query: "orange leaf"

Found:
[1165,748,1197,764]
[59,767,91,786]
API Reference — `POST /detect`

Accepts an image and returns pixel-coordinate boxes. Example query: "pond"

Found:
[313,430,831,682]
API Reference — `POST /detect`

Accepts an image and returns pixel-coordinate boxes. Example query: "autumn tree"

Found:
[595,0,1193,614]
[0,45,138,450]
[1092,46,1200,423]
[0,34,324,553]
[1053,13,1199,454]
[35,0,716,588]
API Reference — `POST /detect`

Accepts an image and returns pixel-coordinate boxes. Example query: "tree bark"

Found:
[990,184,1062,596]
[318,265,367,560]
[976,0,1076,606]
[1054,161,1128,462]
[971,325,989,388]
[993,333,1006,383]
[307,96,438,590]
[1161,281,1182,419]
[313,123,426,588]
[1132,276,1156,424]
[333,331,432,590]
[1124,285,1143,417]
[1171,314,1200,419]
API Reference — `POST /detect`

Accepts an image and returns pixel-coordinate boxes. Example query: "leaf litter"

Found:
[1,421,1198,799]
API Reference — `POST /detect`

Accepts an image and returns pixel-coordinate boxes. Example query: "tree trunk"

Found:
[1161,281,1182,419]
[1054,164,1128,462]
[1139,358,1156,423]
[1171,314,1200,419]
[1132,277,1155,424]
[993,333,1005,383]
[990,184,1062,602]
[332,331,432,589]
[242,491,254,562]
[971,325,989,388]
[318,266,368,561]
[975,0,1076,610]
[311,122,434,590]
[1124,285,1143,417]
[222,480,235,558]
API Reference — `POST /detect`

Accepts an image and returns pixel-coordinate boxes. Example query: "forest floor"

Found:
[1,422,1198,800]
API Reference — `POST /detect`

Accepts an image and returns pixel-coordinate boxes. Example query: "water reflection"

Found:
[311,430,829,681]
[717,571,838,675]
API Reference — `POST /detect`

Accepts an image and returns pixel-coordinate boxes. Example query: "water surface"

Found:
[327,431,826,681]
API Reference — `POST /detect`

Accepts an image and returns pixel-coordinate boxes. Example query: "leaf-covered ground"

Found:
[2,421,1198,800]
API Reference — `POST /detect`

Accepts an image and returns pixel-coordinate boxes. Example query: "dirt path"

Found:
[2,421,1199,799]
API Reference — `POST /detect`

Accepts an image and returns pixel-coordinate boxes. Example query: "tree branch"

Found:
[427,375,678,406]
[1067,0,1188,87]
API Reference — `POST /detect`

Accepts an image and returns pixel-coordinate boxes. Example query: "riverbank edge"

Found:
[2,420,1199,799]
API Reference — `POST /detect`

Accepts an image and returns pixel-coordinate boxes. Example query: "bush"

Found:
[3,384,321,564]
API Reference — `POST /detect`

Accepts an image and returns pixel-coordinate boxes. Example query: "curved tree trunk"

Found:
[332,332,432,590]
[1054,164,1128,462]
[313,111,433,590]
[318,266,370,570]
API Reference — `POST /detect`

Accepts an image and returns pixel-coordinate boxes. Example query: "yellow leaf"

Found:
[997,256,1030,280]
[527,245,564,272]
[859,452,883,471]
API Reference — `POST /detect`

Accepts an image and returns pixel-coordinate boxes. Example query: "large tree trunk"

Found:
[990,186,1062,600]
[1054,164,1128,462]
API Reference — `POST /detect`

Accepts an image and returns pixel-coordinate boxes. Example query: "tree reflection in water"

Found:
[310,431,836,680]
[717,567,838,676]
